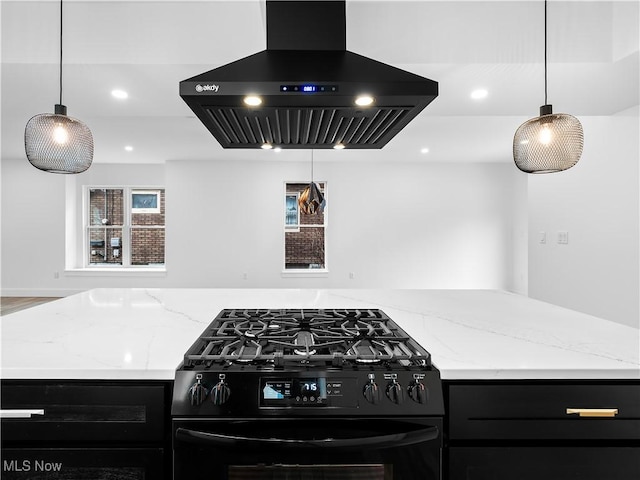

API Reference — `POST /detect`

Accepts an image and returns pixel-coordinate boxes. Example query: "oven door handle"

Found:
[175,425,439,449]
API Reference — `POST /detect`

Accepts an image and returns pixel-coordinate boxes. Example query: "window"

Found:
[85,187,165,267]
[131,190,161,213]
[285,193,300,231]
[284,182,326,270]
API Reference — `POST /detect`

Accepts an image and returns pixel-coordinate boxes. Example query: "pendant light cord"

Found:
[544,0,548,105]
[59,0,63,106]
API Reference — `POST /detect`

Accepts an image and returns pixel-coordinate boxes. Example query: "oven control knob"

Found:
[363,380,380,404]
[211,381,231,406]
[188,381,209,406]
[386,380,405,404]
[408,381,428,404]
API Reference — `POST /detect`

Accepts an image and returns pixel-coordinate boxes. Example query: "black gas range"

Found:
[172,308,443,417]
[172,308,444,480]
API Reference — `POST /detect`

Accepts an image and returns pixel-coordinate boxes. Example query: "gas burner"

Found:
[293,331,317,356]
[229,320,269,339]
[182,308,431,369]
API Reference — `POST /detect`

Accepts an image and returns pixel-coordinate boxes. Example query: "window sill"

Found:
[281,269,329,278]
[65,267,167,277]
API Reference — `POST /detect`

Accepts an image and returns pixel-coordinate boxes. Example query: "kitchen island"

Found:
[2,288,638,380]
[2,289,639,479]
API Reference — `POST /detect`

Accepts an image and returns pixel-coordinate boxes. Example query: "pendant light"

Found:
[24,0,93,174]
[513,0,583,174]
[298,150,326,215]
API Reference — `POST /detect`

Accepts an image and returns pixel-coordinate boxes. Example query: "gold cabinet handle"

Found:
[566,408,618,417]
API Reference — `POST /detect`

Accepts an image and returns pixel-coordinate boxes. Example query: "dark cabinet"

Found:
[1,380,172,480]
[449,446,640,480]
[445,381,640,480]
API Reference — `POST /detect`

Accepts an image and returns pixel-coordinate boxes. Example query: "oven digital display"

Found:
[261,378,328,406]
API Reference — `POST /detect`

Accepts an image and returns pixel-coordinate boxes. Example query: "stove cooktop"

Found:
[180,308,431,371]
[172,309,443,417]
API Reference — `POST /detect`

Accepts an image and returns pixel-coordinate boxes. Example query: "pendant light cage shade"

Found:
[513,112,583,174]
[25,112,94,174]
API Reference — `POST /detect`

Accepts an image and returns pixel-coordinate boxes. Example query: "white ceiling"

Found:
[2,0,638,165]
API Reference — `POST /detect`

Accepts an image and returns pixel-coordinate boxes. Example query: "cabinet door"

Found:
[1,448,165,480]
[1,382,167,443]
[449,447,640,480]
[448,383,640,440]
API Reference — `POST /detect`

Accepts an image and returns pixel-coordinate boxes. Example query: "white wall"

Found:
[1,158,527,295]
[4,122,639,330]
[4,116,639,330]
[0,161,170,295]
[165,159,527,290]
[1,159,67,295]
[528,114,639,328]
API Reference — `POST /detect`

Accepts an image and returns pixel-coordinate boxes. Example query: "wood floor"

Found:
[0,297,62,316]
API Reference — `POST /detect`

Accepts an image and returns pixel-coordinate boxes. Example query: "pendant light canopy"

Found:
[25,0,93,174]
[513,0,583,174]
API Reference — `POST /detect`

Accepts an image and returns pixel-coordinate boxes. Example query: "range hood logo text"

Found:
[195,84,219,93]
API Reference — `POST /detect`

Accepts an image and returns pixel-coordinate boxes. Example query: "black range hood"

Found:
[180,1,438,150]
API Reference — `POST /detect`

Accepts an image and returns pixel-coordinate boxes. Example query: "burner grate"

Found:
[182,308,430,369]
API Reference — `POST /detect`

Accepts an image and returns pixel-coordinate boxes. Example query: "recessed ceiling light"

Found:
[274,147,282,152]
[124,145,133,152]
[111,89,128,99]
[470,89,488,100]
[333,143,345,150]
[244,95,262,106]
[355,95,374,106]
[261,143,273,149]
[420,147,429,154]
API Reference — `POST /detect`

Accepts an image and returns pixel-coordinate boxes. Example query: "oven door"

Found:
[173,417,442,480]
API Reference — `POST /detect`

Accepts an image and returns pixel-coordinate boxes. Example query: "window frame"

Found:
[83,186,165,269]
[282,181,328,275]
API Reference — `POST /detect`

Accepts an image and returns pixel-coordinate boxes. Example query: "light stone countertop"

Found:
[1,288,638,381]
